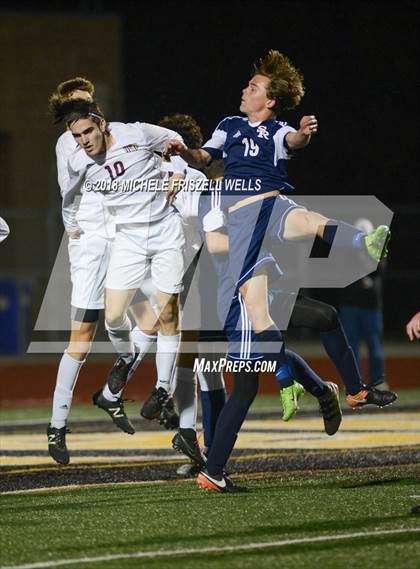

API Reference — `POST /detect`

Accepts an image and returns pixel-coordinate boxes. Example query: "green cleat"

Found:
[364,225,391,262]
[280,380,305,421]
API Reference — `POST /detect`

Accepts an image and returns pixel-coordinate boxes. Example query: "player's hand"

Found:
[163,139,185,160]
[406,311,420,341]
[166,173,185,206]
[299,115,318,136]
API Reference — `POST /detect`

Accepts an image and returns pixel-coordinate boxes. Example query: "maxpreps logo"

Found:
[193,358,276,373]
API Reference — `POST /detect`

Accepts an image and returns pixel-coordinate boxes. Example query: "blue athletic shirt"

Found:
[202,116,296,206]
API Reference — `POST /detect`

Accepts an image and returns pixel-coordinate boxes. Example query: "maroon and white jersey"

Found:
[66,122,185,225]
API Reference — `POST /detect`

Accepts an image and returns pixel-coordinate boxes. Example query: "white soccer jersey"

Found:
[57,123,126,238]
[160,159,205,255]
[66,122,186,225]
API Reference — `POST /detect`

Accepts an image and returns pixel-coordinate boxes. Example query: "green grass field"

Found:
[1,466,419,569]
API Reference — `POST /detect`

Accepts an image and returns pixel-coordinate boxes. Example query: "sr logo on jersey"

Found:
[256,125,269,139]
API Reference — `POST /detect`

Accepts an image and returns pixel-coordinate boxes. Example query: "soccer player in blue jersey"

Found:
[165,50,393,491]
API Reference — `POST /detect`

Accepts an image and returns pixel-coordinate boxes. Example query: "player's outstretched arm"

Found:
[286,115,318,150]
[406,311,420,341]
[164,140,212,169]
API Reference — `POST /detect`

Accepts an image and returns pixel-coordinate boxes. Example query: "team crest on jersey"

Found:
[256,125,269,140]
[123,144,140,153]
[233,130,241,138]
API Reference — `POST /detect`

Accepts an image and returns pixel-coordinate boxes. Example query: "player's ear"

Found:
[99,118,107,132]
[266,99,276,110]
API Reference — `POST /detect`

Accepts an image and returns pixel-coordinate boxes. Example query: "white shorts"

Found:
[68,233,112,310]
[106,212,185,294]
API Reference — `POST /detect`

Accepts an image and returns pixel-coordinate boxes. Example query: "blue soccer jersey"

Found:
[202,116,296,204]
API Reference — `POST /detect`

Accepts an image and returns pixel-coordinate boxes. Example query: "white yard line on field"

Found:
[1,528,419,569]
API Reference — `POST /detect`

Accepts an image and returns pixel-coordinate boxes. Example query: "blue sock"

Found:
[323,220,365,250]
[285,349,327,398]
[205,398,248,476]
[256,325,294,387]
[201,388,227,450]
[321,324,364,395]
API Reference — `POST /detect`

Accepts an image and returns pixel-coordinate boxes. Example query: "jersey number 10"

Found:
[105,161,125,180]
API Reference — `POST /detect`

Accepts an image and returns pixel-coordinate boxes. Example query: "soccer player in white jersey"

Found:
[53,98,187,446]
[95,114,226,472]
[0,216,9,243]
[46,78,123,465]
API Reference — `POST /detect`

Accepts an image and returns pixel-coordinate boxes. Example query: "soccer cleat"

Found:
[107,355,137,395]
[140,387,179,427]
[159,397,180,430]
[280,380,305,421]
[317,381,342,436]
[197,468,248,493]
[364,225,391,262]
[346,386,397,408]
[47,424,70,465]
[172,429,207,468]
[92,389,135,434]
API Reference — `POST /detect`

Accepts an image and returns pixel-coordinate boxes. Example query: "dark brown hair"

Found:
[158,114,203,149]
[48,77,94,116]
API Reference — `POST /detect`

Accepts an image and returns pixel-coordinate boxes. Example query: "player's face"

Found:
[70,117,106,156]
[240,74,274,115]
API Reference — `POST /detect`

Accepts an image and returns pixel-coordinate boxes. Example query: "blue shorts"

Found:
[227,195,303,288]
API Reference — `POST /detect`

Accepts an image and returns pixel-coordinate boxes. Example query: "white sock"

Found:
[156,332,180,393]
[174,367,197,430]
[129,327,157,379]
[100,327,157,402]
[106,315,134,361]
[50,352,85,428]
[102,383,120,402]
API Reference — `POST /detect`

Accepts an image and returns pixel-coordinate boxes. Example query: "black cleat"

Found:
[318,381,342,436]
[159,397,180,430]
[172,429,207,468]
[92,389,135,434]
[140,387,179,426]
[197,468,248,493]
[47,424,70,465]
[346,386,397,408]
[107,355,137,394]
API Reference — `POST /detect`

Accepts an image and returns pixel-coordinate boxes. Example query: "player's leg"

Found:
[293,297,396,407]
[127,294,159,378]
[48,317,98,465]
[238,274,298,405]
[285,349,342,435]
[361,308,386,388]
[283,208,390,261]
[48,233,109,465]
[91,287,138,434]
[197,368,259,493]
[172,343,207,469]
[140,212,185,421]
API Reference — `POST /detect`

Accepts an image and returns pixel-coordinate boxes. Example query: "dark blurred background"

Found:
[0,0,418,357]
